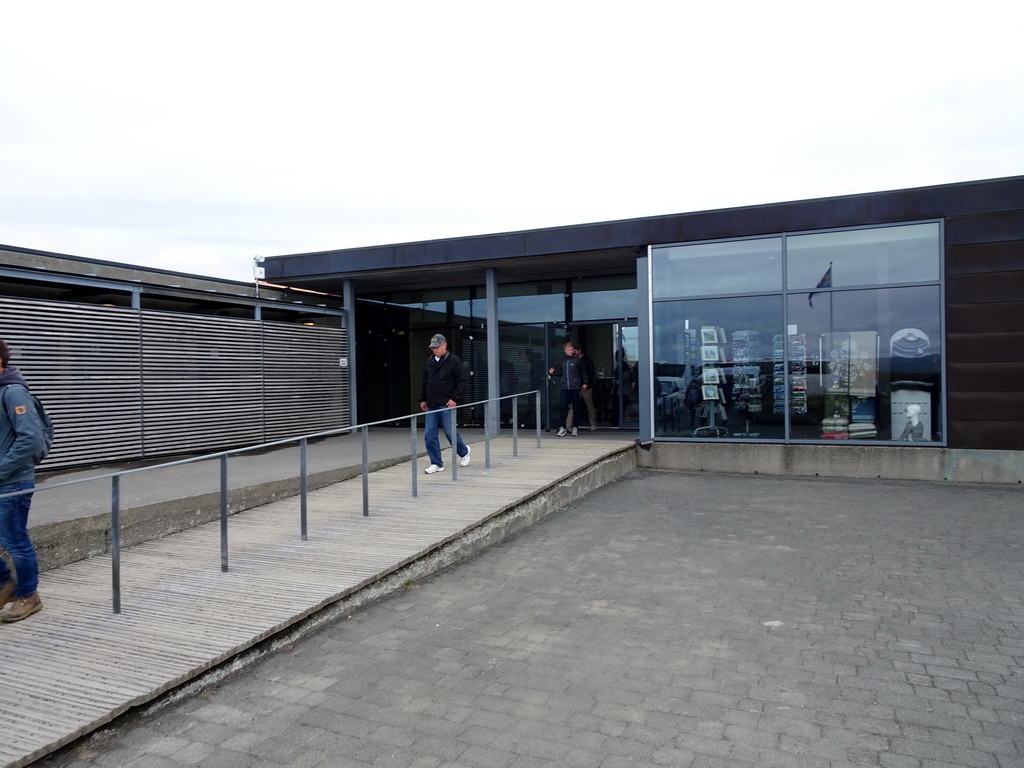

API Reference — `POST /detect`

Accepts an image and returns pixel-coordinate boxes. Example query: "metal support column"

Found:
[344,279,358,427]
[485,268,500,436]
[637,254,654,444]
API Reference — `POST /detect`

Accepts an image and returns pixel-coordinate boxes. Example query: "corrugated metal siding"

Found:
[140,310,265,455]
[0,298,349,470]
[0,297,144,468]
[263,321,348,440]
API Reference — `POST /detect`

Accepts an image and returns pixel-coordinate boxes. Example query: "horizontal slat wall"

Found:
[140,311,264,455]
[1,298,351,470]
[262,322,348,440]
[0,298,144,468]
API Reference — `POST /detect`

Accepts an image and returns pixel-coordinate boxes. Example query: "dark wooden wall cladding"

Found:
[943,191,1024,450]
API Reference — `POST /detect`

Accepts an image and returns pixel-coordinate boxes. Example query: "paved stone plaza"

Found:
[34,470,1024,768]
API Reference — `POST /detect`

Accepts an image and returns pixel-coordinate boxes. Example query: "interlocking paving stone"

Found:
[32,470,1024,768]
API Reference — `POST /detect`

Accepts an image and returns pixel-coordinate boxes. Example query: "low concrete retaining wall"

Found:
[637,442,1024,485]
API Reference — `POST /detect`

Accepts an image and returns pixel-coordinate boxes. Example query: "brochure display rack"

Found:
[695,326,727,436]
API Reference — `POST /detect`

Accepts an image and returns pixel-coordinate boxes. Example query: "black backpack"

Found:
[1,385,55,464]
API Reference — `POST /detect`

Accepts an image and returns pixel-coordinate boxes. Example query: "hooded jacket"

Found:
[420,351,467,410]
[552,354,589,391]
[0,365,41,484]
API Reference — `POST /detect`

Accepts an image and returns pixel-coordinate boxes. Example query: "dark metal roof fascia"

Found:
[264,175,1024,282]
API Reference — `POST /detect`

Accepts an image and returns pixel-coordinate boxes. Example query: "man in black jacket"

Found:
[568,346,599,431]
[419,334,470,474]
[549,341,590,436]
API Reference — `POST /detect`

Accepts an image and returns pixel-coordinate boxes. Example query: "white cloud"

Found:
[1,1,1022,283]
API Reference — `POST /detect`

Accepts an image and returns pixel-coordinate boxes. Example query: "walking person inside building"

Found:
[419,334,471,474]
[566,346,599,431]
[0,339,45,622]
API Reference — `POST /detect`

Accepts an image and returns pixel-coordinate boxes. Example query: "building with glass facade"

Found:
[265,176,1024,483]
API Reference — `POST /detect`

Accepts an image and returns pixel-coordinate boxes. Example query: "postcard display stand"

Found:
[730,330,763,437]
[822,331,879,440]
[695,327,727,437]
[773,333,807,419]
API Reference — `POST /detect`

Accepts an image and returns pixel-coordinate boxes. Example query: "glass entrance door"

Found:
[615,323,640,428]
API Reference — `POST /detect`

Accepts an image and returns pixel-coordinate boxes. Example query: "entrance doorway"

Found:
[571,321,639,429]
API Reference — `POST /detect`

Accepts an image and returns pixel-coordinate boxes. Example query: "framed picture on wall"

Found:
[701,346,719,362]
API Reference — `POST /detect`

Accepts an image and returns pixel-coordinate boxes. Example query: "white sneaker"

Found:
[459,447,471,467]
[424,464,444,474]
[571,427,578,436]
[557,427,567,436]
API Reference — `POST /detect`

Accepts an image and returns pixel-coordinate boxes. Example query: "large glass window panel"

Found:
[787,222,940,290]
[652,238,782,299]
[652,295,784,439]
[786,285,942,442]
[571,275,637,321]
[498,282,565,324]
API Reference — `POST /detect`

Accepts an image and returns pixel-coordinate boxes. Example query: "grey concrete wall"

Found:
[637,442,1024,485]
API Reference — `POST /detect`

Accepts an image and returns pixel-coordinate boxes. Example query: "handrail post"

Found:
[512,396,519,457]
[485,411,491,468]
[111,475,121,614]
[361,425,370,516]
[450,404,458,482]
[299,437,308,541]
[536,390,542,447]
[220,454,229,572]
[410,415,418,498]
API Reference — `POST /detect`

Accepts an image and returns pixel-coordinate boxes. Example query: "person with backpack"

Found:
[0,339,44,622]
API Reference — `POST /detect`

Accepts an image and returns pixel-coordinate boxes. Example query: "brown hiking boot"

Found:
[0,593,42,623]
[0,580,14,608]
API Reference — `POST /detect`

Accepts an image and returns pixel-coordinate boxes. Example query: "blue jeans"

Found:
[0,481,38,598]
[424,408,468,468]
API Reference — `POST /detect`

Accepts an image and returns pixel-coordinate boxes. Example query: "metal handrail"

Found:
[1,390,543,613]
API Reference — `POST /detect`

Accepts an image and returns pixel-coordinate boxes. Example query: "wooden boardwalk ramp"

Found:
[0,437,635,768]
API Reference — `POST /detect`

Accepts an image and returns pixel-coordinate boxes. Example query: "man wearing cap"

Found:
[419,334,470,474]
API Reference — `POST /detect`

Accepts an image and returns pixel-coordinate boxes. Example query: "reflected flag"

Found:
[808,263,832,307]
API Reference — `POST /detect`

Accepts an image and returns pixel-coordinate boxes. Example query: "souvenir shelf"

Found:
[822,331,878,440]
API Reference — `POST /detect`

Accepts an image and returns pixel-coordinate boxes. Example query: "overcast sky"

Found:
[2,1,1022,284]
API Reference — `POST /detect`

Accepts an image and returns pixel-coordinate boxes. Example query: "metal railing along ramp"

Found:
[0,436,634,768]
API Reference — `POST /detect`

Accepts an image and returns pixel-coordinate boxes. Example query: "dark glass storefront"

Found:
[357,276,638,430]
[650,222,944,443]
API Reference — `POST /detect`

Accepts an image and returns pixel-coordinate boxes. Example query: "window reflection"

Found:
[787,223,940,289]
[653,296,784,438]
[652,238,782,299]
[786,286,941,442]
[651,222,943,444]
